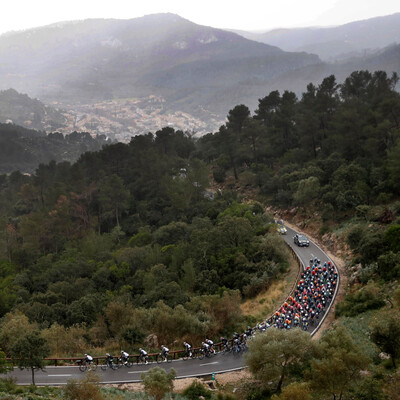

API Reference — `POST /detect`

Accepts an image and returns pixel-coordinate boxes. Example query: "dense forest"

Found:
[1,69,400,399]
[0,124,291,357]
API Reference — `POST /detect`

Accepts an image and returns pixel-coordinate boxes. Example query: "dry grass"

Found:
[240,255,300,320]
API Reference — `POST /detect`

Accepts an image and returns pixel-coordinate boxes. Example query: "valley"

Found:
[55,96,221,141]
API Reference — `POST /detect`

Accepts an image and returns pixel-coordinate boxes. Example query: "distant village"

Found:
[51,95,223,142]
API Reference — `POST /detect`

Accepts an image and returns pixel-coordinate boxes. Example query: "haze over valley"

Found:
[0,12,399,140]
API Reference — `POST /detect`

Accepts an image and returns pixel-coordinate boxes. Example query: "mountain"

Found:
[0,89,67,131]
[232,13,400,62]
[0,13,320,121]
[249,43,400,101]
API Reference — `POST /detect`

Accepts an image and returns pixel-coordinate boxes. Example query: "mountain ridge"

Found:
[231,12,400,62]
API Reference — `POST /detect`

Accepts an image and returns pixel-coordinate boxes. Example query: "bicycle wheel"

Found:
[137,356,148,365]
[89,363,97,371]
[183,351,189,361]
[101,360,108,371]
[125,360,133,368]
[167,354,172,363]
[110,362,119,370]
[79,362,87,372]
[198,350,205,360]
[156,354,163,364]
[233,345,241,355]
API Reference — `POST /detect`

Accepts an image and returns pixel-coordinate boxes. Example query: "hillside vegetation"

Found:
[0,123,109,174]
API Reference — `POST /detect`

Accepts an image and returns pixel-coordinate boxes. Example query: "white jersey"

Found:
[121,351,129,358]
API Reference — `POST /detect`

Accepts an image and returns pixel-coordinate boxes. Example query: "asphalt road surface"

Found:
[2,224,335,385]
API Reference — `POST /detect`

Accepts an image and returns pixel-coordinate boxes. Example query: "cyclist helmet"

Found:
[121,350,124,353]
[106,353,110,356]
[139,348,143,351]
[84,353,87,356]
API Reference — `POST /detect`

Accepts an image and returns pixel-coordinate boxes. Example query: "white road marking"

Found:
[48,374,72,377]
[128,370,150,374]
[200,361,219,366]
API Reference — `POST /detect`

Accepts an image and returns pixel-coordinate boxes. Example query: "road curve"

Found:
[2,225,338,385]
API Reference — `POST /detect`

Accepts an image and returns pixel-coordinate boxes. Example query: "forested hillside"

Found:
[0,123,109,174]
[0,126,290,356]
[0,89,66,131]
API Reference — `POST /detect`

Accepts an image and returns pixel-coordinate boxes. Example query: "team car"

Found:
[277,224,287,235]
[293,233,310,247]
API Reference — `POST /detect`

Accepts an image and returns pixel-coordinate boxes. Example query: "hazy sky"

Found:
[1,0,399,35]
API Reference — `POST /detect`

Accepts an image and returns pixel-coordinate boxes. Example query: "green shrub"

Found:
[377,252,400,280]
[335,283,385,317]
[182,381,212,400]
[385,224,400,253]
[347,225,365,251]
[0,377,17,393]
[63,372,103,400]
[213,168,226,183]
[358,231,387,264]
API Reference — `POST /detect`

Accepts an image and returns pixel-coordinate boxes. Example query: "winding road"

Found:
[2,225,337,385]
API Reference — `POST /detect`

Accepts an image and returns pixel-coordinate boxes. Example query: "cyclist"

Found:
[84,353,93,364]
[205,338,215,353]
[120,350,129,365]
[220,336,230,351]
[105,353,114,367]
[161,345,169,357]
[139,348,148,364]
[183,341,192,357]
[201,341,210,354]
[245,326,253,337]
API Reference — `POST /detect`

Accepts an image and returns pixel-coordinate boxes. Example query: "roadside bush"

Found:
[335,283,385,317]
[182,381,212,400]
[0,377,18,394]
[63,371,103,400]
[141,367,176,400]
